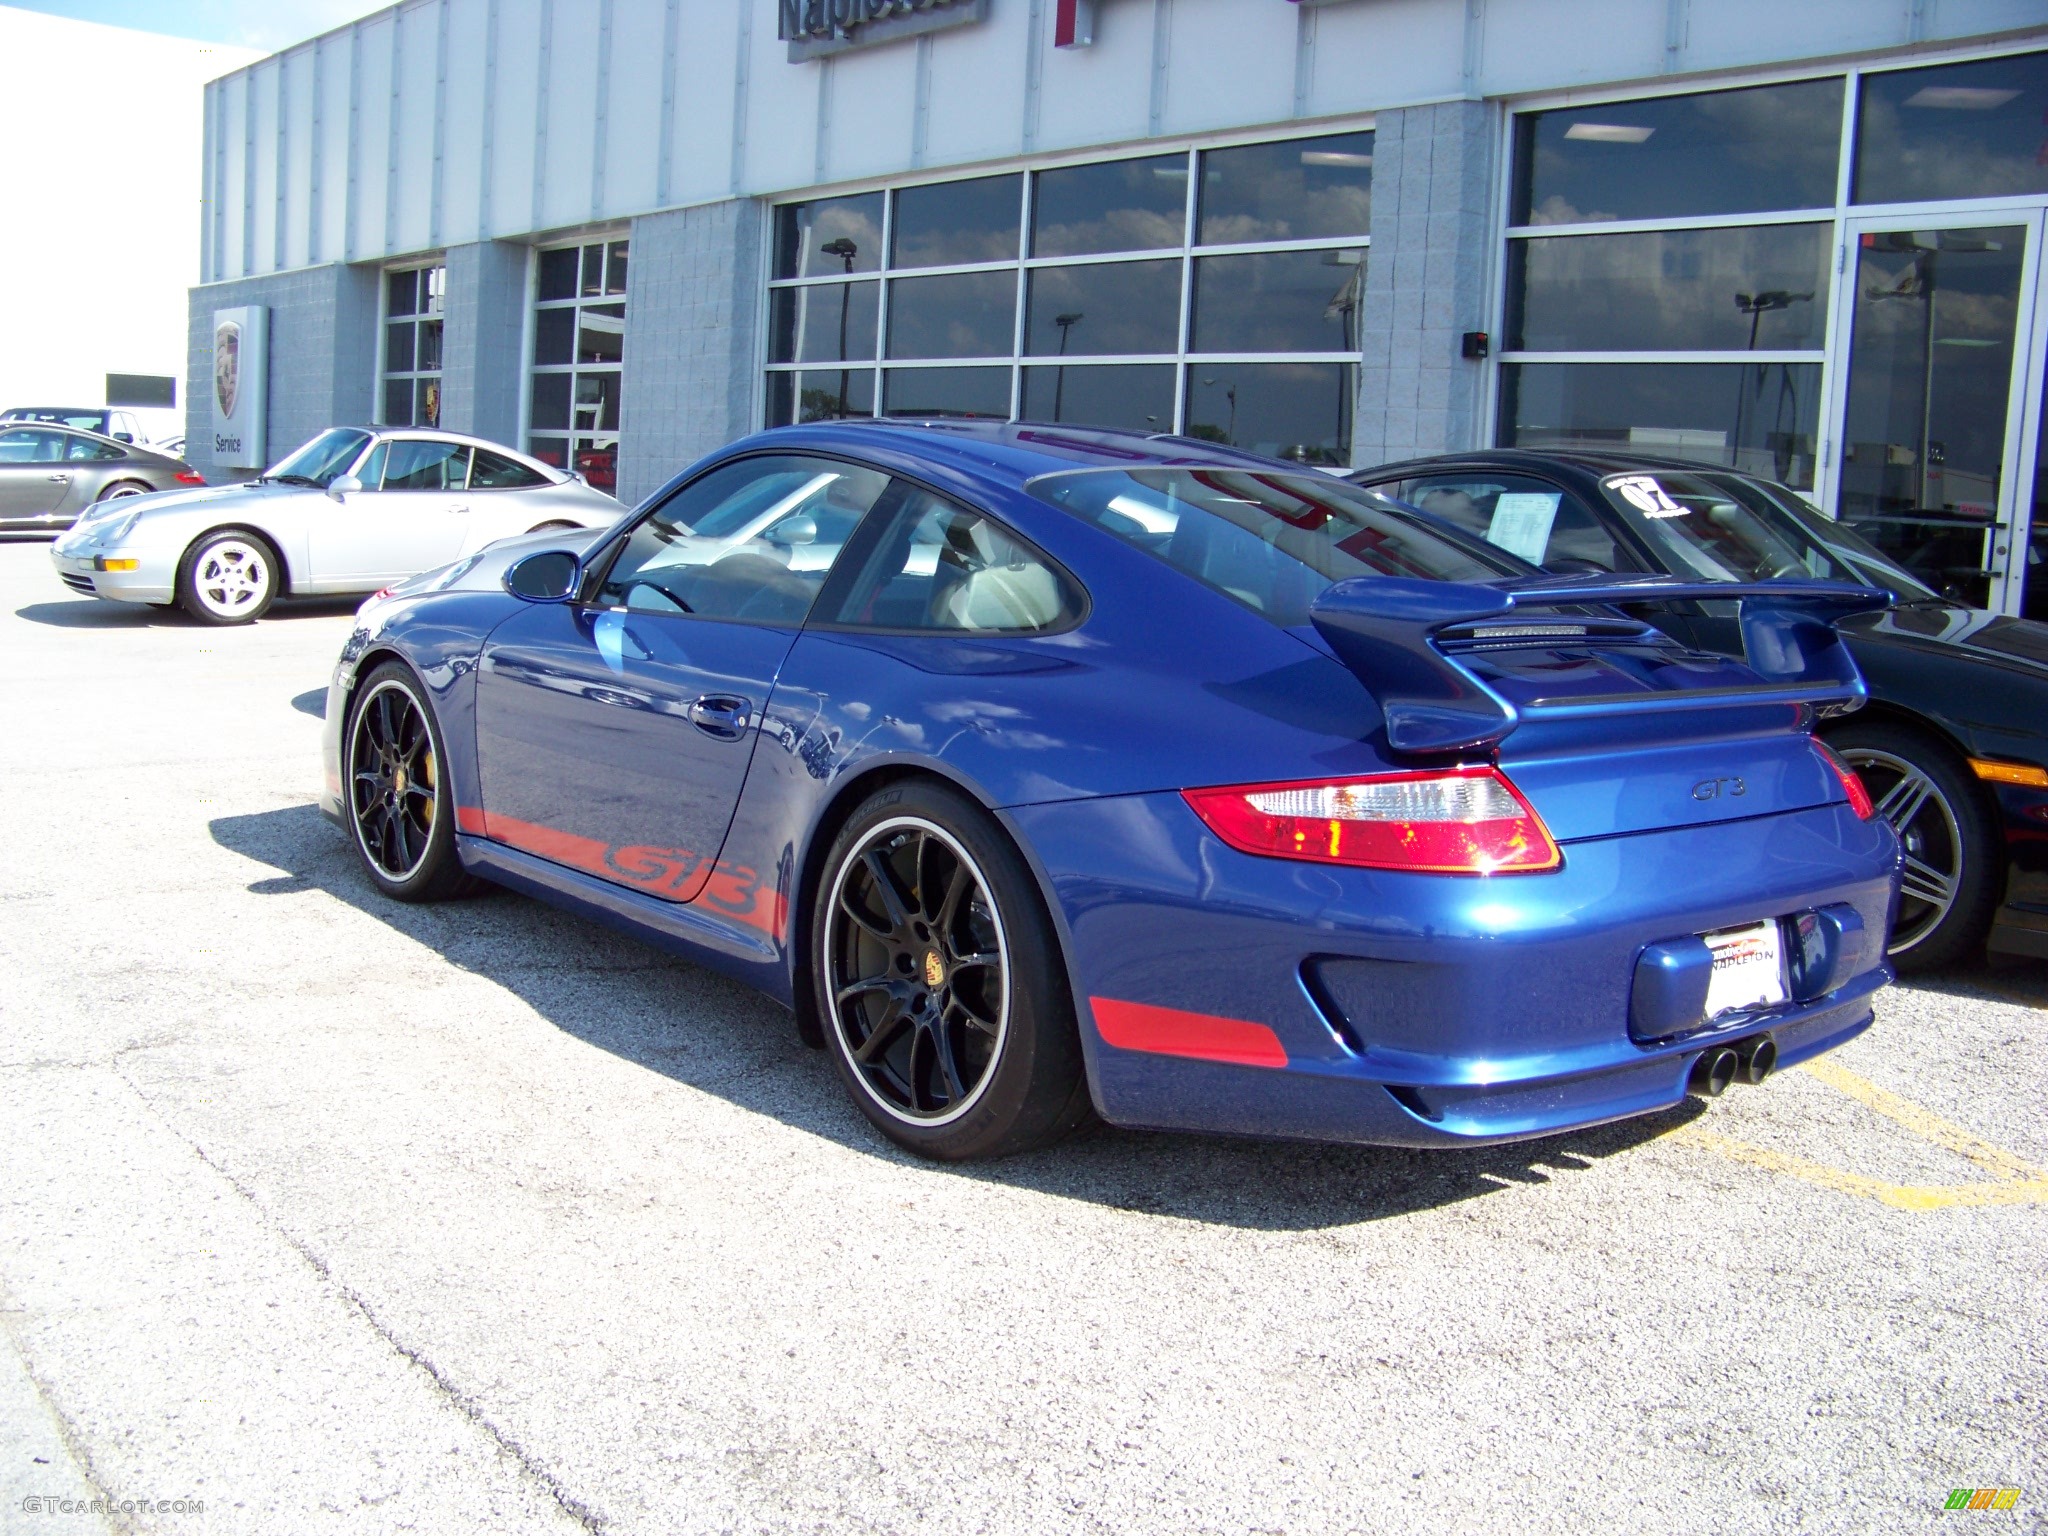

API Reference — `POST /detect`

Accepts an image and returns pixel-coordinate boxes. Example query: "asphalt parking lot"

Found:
[1,540,2043,1536]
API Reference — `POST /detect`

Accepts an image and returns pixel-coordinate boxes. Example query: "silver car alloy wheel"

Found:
[192,539,271,621]
[822,815,1011,1128]
[1837,745,1962,954]
[98,483,148,501]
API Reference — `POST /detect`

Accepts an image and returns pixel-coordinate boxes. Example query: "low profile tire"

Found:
[178,527,277,625]
[815,780,1094,1161]
[344,662,482,902]
[1826,719,1999,971]
[95,480,151,503]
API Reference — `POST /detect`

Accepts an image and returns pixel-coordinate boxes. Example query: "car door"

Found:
[0,428,72,520]
[472,452,891,902]
[308,437,475,585]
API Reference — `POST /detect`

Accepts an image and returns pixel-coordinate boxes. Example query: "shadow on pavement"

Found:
[14,595,362,629]
[210,801,1706,1232]
[291,688,326,718]
[1897,954,2047,1009]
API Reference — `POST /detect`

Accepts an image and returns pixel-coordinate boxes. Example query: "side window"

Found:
[826,486,1081,634]
[469,448,549,489]
[378,439,471,490]
[358,443,389,488]
[65,434,125,461]
[594,454,890,625]
[0,429,62,463]
[1399,473,1632,574]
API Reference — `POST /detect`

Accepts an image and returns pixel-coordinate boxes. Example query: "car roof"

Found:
[1351,446,1794,489]
[726,418,1341,493]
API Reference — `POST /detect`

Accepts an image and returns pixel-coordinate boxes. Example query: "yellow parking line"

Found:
[1668,1061,2048,1211]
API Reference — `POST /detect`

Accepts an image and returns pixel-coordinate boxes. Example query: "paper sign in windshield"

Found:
[1486,492,1561,564]
[1608,474,1689,518]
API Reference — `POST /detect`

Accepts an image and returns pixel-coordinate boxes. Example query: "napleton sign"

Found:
[778,0,988,60]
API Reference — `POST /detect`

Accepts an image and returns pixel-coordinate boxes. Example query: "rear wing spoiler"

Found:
[1308,574,1890,756]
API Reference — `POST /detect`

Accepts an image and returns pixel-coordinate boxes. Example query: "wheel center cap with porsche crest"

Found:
[923,950,945,988]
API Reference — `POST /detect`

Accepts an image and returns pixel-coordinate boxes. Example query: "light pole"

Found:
[1732,288,1812,474]
[821,237,858,417]
[1202,377,1237,445]
[1052,312,1083,420]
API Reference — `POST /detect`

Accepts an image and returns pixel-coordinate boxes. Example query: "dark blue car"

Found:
[320,422,1901,1160]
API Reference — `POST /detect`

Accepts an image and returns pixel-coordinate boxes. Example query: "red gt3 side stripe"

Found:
[454,805,487,836]
[1089,997,1289,1069]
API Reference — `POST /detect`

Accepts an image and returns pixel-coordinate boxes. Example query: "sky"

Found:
[8,0,378,51]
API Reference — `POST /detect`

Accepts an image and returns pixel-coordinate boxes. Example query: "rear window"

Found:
[1028,467,1512,627]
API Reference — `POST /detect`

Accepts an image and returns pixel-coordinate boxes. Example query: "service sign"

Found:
[780,0,987,60]
[211,305,269,469]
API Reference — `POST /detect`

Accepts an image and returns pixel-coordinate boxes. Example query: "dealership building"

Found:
[190,0,2048,616]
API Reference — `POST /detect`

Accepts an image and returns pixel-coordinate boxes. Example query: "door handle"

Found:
[687,695,750,740]
[46,473,70,482]
[445,502,470,514]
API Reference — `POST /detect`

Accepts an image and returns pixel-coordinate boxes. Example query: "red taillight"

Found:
[174,468,205,485]
[1183,766,1561,875]
[1813,738,1875,820]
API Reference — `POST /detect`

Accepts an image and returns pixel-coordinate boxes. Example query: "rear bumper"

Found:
[1008,794,1901,1148]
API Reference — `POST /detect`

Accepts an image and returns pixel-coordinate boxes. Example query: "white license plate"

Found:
[1703,920,1787,1018]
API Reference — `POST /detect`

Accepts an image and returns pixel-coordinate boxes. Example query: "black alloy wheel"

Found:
[345,662,481,902]
[816,781,1093,1160]
[1827,720,1999,971]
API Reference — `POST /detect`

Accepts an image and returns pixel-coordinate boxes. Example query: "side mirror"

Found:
[772,513,818,546]
[505,549,582,603]
[114,432,135,444]
[328,474,363,501]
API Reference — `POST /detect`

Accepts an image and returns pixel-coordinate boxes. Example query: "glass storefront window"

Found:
[381,263,443,428]
[1197,131,1374,245]
[766,133,1369,461]
[529,238,627,490]
[1023,260,1181,356]
[1191,249,1365,353]
[1498,361,1824,488]
[1511,78,1843,225]
[1185,363,1358,466]
[1506,224,1831,352]
[891,174,1023,269]
[1018,363,1176,431]
[1855,52,2048,207]
[774,192,884,279]
[1032,155,1187,257]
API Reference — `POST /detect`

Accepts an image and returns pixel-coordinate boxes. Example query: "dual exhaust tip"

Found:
[1688,1035,1777,1097]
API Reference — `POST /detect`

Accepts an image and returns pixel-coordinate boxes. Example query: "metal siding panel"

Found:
[1025,0,1154,158]
[602,0,667,218]
[250,64,278,276]
[1478,0,1667,96]
[917,0,1029,169]
[739,5,816,197]
[541,6,600,231]
[490,0,544,239]
[355,14,395,256]
[441,0,490,246]
[667,0,743,206]
[281,49,316,270]
[818,41,919,185]
[1300,0,1464,118]
[219,75,247,279]
[1153,0,1294,138]
[395,2,441,255]
[315,37,353,264]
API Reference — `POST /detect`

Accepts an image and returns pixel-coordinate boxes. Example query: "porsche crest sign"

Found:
[210,305,268,468]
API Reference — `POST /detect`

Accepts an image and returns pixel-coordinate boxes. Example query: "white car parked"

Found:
[50,427,622,624]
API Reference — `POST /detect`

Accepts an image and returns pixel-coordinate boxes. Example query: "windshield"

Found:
[1736,478,1939,599]
[1029,467,1512,628]
[10,409,107,431]
[1590,468,1875,586]
[268,428,372,487]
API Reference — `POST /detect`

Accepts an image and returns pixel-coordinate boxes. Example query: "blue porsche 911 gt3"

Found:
[320,421,1902,1160]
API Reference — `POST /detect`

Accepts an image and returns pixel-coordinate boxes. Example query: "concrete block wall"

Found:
[185,263,378,484]
[1353,100,1498,469]
[616,198,766,508]
[440,240,530,448]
